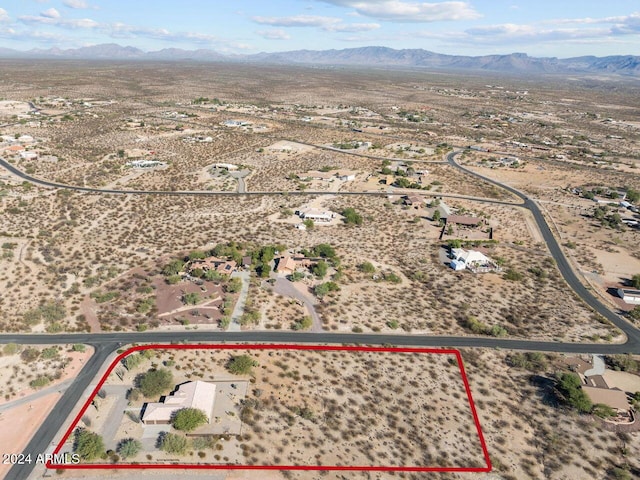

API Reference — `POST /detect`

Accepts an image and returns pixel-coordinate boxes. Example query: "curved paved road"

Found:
[3,148,640,478]
[447,150,640,350]
[0,157,519,207]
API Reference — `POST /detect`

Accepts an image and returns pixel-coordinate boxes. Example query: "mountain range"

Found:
[1,43,639,76]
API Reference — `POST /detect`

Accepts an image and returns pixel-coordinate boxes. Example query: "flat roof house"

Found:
[446,215,482,227]
[142,381,216,425]
[403,195,425,207]
[582,386,629,412]
[301,209,334,222]
[618,288,640,305]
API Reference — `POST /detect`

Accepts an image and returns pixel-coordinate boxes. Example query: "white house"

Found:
[449,248,499,273]
[212,163,238,171]
[300,209,334,222]
[142,381,216,425]
[337,171,357,181]
[19,151,38,160]
[618,288,640,305]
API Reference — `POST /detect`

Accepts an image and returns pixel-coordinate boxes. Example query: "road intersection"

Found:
[2,147,639,479]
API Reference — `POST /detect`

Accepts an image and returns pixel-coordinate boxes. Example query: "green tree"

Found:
[160,433,188,455]
[631,274,640,289]
[556,373,592,413]
[75,430,105,461]
[188,250,207,260]
[312,243,336,259]
[226,354,257,375]
[625,188,639,203]
[137,368,174,398]
[629,306,640,322]
[303,218,314,230]
[432,210,441,222]
[226,277,242,293]
[204,269,223,281]
[312,260,328,278]
[172,408,208,432]
[162,259,185,276]
[314,282,340,298]
[117,438,142,459]
[182,292,200,305]
[342,207,363,226]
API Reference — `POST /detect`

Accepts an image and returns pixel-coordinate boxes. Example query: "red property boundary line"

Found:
[47,344,492,473]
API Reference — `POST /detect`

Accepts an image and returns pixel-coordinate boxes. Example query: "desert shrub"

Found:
[74,430,105,460]
[227,355,257,375]
[159,433,187,455]
[342,207,363,226]
[172,408,208,432]
[137,368,174,398]
[21,347,40,363]
[358,262,375,273]
[30,376,51,388]
[117,438,142,459]
[503,269,523,281]
[292,316,313,331]
[3,343,20,355]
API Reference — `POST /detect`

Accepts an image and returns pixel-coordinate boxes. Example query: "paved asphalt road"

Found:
[447,150,640,350]
[3,149,640,478]
[0,157,518,207]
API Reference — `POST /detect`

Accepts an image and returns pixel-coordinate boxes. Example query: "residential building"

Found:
[142,381,216,425]
[190,257,237,276]
[449,248,500,273]
[299,209,334,222]
[617,288,640,305]
[276,256,297,275]
[446,215,482,227]
[19,151,38,160]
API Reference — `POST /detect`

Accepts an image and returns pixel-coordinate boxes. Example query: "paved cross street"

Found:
[2,149,640,479]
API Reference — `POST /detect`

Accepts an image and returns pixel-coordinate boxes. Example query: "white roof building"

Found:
[618,288,640,305]
[19,151,38,160]
[450,248,498,273]
[212,163,238,170]
[300,209,334,222]
[142,381,216,425]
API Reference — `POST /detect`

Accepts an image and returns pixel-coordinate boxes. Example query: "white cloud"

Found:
[318,1,481,22]
[252,14,380,33]
[256,29,291,40]
[41,8,61,19]
[0,8,10,23]
[252,15,342,28]
[63,0,91,9]
[325,22,380,32]
[20,12,99,29]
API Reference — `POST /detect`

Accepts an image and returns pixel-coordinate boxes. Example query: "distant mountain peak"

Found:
[0,44,637,76]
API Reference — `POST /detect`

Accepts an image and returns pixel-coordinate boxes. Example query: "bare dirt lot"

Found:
[65,346,486,470]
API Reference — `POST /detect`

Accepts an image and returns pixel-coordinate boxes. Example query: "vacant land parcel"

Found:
[52,345,488,472]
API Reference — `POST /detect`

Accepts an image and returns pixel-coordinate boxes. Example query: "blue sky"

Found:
[0,1,639,57]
